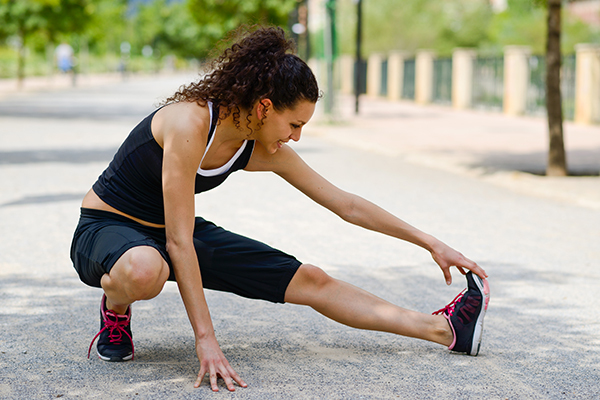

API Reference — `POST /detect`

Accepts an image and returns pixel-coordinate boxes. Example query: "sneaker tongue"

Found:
[106,310,128,321]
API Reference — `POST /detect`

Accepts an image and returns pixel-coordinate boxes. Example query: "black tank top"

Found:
[93,103,255,225]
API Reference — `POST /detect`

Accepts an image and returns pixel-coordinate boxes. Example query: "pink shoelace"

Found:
[432,289,466,317]
[87,310,134,360]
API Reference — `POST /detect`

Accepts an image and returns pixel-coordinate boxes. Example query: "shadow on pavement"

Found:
[0,104,153,120]
[0,147,117,165]
[467,147,600,176]
[1,193,86,207]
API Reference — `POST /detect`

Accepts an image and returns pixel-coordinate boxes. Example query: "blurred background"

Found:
[1,0,598,82]
[1,0,599,165]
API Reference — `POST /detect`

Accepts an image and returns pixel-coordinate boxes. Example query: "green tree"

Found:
[335,0,598,56]
[187,0,298,57]
[82,0,128,56]
[484,0,546,54]
[132,0,204,60]
[337,0,493,55]
[0,0,94,84]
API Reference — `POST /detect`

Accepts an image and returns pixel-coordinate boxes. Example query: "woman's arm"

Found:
[159,104,246,391]
[246,144,487,284]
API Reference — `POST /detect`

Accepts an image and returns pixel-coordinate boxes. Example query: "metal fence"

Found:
[359,51,579,121]
[526,54,576,120]
[526,55,546,116]
[432,57,452,104]
[354,59,367,95]
[402,58,415,100]
[472,56,504,111]
[380,59,388,97]
[562,54,576,121]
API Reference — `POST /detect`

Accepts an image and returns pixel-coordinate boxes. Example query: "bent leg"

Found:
[284,264,453,346]
[100,246,170,314]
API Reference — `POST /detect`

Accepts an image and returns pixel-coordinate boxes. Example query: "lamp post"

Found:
[354,0,363,114]
[324,0,336,115]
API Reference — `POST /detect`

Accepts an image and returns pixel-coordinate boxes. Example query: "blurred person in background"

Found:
[55,42,74,73]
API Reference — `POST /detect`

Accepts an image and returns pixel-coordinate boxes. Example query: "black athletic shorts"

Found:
[70,208,302,303]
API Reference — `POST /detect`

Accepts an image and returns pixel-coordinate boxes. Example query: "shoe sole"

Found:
[469,274,490,356]
[97,350,133,362]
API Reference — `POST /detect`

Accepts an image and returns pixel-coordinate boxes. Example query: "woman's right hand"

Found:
[430,239,487,285]
[194,334,247,392]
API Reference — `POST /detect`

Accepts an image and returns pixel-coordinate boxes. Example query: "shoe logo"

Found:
[457,295,481,325]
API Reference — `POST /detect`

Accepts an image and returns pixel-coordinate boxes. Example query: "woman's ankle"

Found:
[432,314,454,347]
[104,296,130,315]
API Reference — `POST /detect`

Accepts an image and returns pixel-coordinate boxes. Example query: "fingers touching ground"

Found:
[194,361,247,392]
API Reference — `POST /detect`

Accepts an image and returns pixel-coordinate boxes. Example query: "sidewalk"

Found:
[0,73,123,99]
[309,95,600,210]
[0,71,181,101]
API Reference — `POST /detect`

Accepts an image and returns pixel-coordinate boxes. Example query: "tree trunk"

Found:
[546,0,567,176]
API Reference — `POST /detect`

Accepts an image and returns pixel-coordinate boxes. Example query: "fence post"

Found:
[452,48,477,110]
[367,53,383,98]
[503,46,531,116]
[339,54,355,95]
[415,49,436,105]
[387,51,406,101]
[574,44,600,125]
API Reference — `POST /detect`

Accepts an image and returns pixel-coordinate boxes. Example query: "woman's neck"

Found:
[215,108,256,144]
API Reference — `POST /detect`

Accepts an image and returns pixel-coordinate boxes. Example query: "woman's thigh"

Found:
[71,210,169,288]
[191,217,302,303]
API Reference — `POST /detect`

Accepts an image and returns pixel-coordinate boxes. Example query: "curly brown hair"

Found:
[163,26,320,131]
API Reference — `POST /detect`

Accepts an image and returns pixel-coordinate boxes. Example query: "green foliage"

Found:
[129,0,300,62]
[82,0,128,55]
[2,0,598,80]
[0,0,94,45]
[131,0,204,59]
[0,45,17,78]
[482,4,547,54]
[336,0,600,56]
[0,0,95,80]
[187,0,298,57]
[562,11,600,53]
[337,0,493,56]
[0,0,303,79]
[483,1,600,54]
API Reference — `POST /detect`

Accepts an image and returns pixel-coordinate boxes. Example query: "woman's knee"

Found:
[285,264,335,303]
[112,247,169,298]
[298,264,333,288]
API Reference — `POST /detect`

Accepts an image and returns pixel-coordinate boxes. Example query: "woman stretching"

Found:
[71,26,490,392]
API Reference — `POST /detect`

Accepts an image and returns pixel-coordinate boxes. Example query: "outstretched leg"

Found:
[284,264,454,346]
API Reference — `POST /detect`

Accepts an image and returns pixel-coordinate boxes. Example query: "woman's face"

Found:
[253,99,316,154]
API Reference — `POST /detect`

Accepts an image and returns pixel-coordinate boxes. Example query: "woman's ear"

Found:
[257,98,273,120]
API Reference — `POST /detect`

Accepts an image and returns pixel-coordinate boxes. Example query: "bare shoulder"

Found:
[152,101,211,148]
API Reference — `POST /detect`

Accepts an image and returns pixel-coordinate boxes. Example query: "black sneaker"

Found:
[433,272,490,356]
[88,294,134,361]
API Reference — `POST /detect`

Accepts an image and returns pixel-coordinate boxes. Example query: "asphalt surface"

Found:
[0,73,599,399]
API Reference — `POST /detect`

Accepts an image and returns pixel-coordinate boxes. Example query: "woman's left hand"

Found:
[430,240,487,285]
[194,334,247,392]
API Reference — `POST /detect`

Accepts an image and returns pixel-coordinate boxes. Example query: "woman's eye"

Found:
[291,124,300,129]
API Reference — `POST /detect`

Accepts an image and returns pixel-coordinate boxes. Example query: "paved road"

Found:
[0,74,599,399]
